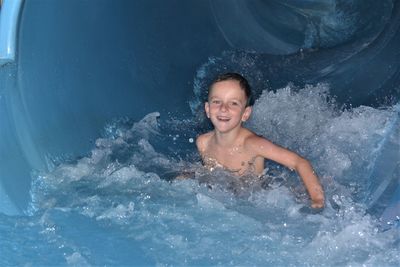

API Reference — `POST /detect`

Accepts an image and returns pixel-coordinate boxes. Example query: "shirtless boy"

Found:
[196,73,325,208]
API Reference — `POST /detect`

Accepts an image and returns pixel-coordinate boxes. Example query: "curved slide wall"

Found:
[0,0,399,224]
[0,0,229,214]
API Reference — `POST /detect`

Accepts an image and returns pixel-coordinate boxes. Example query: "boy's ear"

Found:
[205,102,210,118]
[241,106,252,122]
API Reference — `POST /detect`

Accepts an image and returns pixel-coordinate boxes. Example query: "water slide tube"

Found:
[0,0,399,226]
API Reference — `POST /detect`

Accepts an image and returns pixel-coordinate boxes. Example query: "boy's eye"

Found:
[230,101,239,106]
[211,100,221,105]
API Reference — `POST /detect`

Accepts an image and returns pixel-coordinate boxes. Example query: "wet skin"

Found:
[197,80,325,208]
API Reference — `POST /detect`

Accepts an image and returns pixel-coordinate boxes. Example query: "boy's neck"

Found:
[214,127,243,147]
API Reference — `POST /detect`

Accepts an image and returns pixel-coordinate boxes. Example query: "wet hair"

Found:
[209,72,254,106]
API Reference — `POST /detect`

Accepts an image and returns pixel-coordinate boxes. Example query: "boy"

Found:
[196,73,325,208]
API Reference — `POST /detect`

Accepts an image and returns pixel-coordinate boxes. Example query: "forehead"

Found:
[209,80,246,99]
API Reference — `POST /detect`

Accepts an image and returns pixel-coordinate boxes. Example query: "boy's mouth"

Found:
[216,116,230,122]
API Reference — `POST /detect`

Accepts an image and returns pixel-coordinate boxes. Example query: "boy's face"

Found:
[205,80,252,133]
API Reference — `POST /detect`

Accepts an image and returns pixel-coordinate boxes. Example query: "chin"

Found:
[215,125,234,133]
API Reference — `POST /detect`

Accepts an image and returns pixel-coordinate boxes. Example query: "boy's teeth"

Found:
[218,117,230,121]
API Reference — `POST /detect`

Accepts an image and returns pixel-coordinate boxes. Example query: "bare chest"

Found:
[203,145,263,175]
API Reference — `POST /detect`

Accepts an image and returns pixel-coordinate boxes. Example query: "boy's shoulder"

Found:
[196,131,214,151]
[196,131,214,141]
[242,128,262,142]
[242,128,273,149]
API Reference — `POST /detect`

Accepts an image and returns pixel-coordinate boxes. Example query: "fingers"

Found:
[311,199,324,209]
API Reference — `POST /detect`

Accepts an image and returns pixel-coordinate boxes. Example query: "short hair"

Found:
[209,72,254,106]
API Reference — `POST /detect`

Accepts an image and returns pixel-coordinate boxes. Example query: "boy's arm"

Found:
[290,157,324,208]
[249,136,325,208]
[175,171,195,180]
[196,133,208,162]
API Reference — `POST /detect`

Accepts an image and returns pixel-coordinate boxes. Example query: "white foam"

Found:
[196,193,226,210]
[96,202,135,223]
[248,84,397,187]
[65,252,89,266]
[26,98,399,266]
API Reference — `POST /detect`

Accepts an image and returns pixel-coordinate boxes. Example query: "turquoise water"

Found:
[1,1,399,265]
[1,85,399,266]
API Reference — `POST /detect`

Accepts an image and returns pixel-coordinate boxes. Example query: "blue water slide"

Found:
[0,0,399,226]
[0,0,25,215]
[365,104,400,226]
[0,0,23,64]
[0,0,228,215]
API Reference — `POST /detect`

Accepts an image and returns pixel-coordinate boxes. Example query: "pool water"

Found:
[1,84,399,266]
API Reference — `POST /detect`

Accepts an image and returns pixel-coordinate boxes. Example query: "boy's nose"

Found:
[220,103,228,112]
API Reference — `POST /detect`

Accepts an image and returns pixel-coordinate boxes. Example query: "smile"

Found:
[216,116,231,122]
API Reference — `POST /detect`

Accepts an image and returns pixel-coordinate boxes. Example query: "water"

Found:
[1,84,399,266]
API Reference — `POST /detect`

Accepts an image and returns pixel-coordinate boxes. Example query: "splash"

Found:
[15,84,398,266]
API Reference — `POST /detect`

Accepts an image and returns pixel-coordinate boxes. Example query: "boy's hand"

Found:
[175,171,194,180]
[308,182,325,209]
[311,195,325,209]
